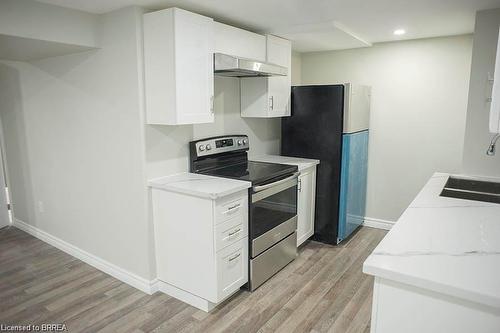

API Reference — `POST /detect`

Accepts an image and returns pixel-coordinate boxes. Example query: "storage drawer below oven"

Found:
[252,216,297,257]
[249,232,297,291]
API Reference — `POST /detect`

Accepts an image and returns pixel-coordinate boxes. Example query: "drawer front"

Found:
[249,231,297,291]
[216,238,248,301]
[215,191,248,224]
[215,215,248,251]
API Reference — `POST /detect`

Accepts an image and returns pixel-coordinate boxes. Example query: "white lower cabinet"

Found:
[215,215,246,251]
[216,239,248,300]
[151,188,248,312]
[370,277,500,333]
[297,166,317,246]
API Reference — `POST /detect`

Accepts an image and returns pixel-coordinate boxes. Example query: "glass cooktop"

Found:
[199,160,297,186]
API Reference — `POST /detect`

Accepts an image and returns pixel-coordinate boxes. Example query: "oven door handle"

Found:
[252,172,300,193]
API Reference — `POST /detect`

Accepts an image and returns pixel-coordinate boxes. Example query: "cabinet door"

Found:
[175,9,214,124]
[266,35,291,117]
[490,26,500,133]
[144,8,214,125]
[240,35,291,118]
[216,238,248,301]
[214,22,266,61]
[297,169,316,246]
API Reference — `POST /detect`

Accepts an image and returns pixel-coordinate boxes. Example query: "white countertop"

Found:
[148,173,251,200]
[363,172,500,309]
[250,154,320,172]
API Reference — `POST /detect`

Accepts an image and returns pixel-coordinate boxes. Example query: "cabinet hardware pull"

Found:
[210,95,214,114]
[228,228,241,236]
[225,203,240,212]
[228,253,241,262]
[269,96,274,110]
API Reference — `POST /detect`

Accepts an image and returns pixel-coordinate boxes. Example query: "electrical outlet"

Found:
[38,201,44,213]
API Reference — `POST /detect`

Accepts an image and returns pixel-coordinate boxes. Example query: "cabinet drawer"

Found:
[216,238,248,301]
[215,192,247,224]
[215,215,248,251]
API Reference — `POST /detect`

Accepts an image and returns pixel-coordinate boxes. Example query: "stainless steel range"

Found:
[189,135,299,291]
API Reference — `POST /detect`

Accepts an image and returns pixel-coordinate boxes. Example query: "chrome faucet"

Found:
[486,133,500,156]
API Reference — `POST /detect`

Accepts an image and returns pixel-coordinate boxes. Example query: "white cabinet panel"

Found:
[297,167,316,246]
[371,278,500,333]
[267,35,292,117]
[241,35,291,118]
[216,238,248,300]
[214,22,266,61]
[144,8,214,125]
[152,187,248,311]
[490,26,500,134]
[215,192,247,224]
[214,215,247,251]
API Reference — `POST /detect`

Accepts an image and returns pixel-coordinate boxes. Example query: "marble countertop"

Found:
[148,173,251,200]
[363,172,500,309]
[250,154,320,172]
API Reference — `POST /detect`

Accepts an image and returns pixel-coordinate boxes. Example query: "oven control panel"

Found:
[215,138,234,148]
[190,135,249,158]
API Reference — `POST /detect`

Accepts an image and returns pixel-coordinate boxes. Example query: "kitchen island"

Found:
[363,173,500,333]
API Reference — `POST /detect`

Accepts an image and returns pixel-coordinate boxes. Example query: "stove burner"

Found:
[189,135,297,186]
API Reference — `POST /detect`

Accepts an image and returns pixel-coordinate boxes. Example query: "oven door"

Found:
[250,172,299,257]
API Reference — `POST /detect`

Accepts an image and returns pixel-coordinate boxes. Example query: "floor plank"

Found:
[0,226,386,332]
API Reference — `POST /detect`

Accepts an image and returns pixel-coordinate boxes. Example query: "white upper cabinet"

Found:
[214,22,266,61]
[490,27,500,134]
[240,35,292,118]
[143,8,214,125]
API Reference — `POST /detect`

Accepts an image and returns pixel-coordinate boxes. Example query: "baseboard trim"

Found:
[13,218,157,295]
[363,217,395,230]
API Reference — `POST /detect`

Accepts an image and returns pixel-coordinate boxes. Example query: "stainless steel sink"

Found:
[440,176,500,204]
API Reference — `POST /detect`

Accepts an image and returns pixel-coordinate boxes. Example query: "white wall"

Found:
[145,76,281,179]
[291,51,302,85]
[0,7,155,280]
[0,3,282,284]
[301,35,473,222]
[462,9,500,177]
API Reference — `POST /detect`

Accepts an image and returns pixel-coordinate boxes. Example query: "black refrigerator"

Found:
[282,84,370,245]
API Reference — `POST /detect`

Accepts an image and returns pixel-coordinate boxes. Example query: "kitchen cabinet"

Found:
[150,173,250,312]
[143,8,214,125]
[214,22,266,61]
[297,166,317,246]
[240,35,292,118]
[490,27,500,134]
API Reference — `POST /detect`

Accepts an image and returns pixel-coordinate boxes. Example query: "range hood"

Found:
[214,53,287,77]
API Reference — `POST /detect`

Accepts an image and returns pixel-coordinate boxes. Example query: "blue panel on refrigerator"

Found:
[337,130,369,242]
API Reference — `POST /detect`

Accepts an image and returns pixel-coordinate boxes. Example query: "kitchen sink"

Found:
[440,176,500,204]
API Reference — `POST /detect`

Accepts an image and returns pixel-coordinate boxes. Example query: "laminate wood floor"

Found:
[0,226,386,333]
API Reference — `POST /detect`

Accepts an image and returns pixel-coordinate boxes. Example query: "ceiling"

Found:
[36,0,500,52]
